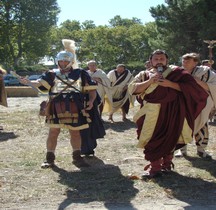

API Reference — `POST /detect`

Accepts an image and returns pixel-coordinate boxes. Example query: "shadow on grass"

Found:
[0,131,18,142]
[103,119,136,132]
[52,156,139,210]
[183,155,216,178]
[150,171,216,209]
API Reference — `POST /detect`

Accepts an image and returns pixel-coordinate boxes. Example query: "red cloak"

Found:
[141,67,208,161]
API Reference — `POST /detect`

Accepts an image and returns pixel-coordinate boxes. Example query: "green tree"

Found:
[150,0,216,64]
[81,20,96,30]
[0,0,60,68]
[51,16,162,70]
[55,20,84,58]
[109,15,142,27]
[74,24,153,71]
[59,20,81,31]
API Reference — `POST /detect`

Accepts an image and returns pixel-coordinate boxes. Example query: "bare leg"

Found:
[108,113,114,122]
[46,128,60,151]
[121,108,127,121]
[69,130,81,151]
[69,130,89,167]
[122,99,130,121]
[41,128,60,168]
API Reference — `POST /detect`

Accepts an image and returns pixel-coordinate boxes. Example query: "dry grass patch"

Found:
[0,96,216,209]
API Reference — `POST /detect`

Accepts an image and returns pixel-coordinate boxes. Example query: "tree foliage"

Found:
[0,0,60,68]
[150,0,216,64]
[56,17,149,71]
[108,15,143,27]
[1,1,216,71]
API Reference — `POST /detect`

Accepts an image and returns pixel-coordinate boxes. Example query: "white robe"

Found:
[192,66,216,133]
[87,69,113,108]
[107,69,135,113]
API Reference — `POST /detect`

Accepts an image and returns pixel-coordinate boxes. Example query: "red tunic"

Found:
[139,67,208,161]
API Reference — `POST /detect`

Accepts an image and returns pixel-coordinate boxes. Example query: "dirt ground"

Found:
[0,95,216,210]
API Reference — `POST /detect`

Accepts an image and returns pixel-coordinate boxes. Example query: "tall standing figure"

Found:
[175,53,216,159]
[107,64,134,122]
[86,60,112,118]
[20,39,105,168]
[128,50,208,178]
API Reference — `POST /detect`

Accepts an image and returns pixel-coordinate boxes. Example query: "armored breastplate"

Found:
[52,74,82,93]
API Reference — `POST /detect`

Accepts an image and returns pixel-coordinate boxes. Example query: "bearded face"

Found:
[150,53,168,71]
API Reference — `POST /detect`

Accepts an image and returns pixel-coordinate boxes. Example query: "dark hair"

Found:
[149,49,169,60]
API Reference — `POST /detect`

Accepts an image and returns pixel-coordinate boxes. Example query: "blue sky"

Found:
[57,0,166,26]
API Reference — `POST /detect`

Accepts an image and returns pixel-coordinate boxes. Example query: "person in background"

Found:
[144,60,152,70]
[107,64,134,122]
[0,66,8,130]
[201,59,216,73]
[201,60,216,121]
[201,59,211,67]
[201,59,214,68]
[86,60,112,118]
[175,53,216,159]
[20,39,105,168]
[128,49,208,178]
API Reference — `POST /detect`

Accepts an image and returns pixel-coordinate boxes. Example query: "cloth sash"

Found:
[88,69,113,108]
[108,70,135,113]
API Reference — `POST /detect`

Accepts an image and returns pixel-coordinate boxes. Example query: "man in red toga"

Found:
[128,49,208,178]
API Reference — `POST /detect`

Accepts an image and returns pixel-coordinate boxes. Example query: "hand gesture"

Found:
[157,78,171,87]
[149,72,160,84]
[19,77,31,85]
[85,100,93,110]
